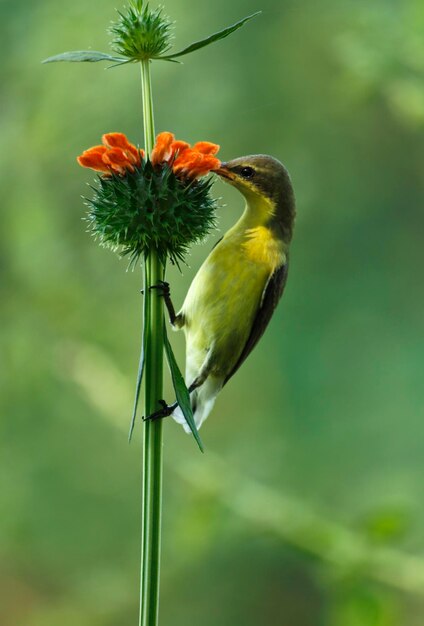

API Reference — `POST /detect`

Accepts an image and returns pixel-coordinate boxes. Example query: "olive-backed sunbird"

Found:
[159,155,295,431]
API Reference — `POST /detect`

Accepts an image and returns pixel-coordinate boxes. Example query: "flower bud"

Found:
[109,1,173,61]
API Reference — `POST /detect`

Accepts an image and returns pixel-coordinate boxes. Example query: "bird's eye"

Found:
[240,166,255,179]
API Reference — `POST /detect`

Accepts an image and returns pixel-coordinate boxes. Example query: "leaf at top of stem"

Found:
[159,11,261,61]
[163,324,204,453]
[42,50,125,64]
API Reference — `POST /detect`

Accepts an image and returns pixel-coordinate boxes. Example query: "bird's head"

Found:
[214,155,295,241]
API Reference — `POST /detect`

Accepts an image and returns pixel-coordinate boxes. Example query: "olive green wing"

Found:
[223,260,289,386]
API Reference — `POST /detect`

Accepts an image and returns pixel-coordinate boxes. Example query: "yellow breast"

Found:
[242,226,286,272]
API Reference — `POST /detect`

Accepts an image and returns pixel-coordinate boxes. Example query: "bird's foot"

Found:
[141,280,169,298]
[143,399,178,422]
[149,280,180,327]
[149,280,170,297]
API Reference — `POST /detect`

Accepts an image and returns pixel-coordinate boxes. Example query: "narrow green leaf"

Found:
[42,50,125,64]
[106,58,137,69]
[163,324,204,452]
[129,276,150,442]
[160,11,261,60]
[155,57,182,64]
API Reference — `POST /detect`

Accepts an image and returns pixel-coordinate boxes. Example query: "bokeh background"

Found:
[1,0,424,624]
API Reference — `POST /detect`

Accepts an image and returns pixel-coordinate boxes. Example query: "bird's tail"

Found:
[172,375,221,434]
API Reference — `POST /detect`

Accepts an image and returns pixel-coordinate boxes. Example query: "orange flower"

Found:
[102,132,141,165]
[77,133,144,175]
[77,131,220,180]
[151,131,221,179]
[77,146,111,174]
[150,132,175,166]
[192,141,220,156]
[169,140,191,160]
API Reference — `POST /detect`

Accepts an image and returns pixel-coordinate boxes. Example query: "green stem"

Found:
[140,60,155,154]
[139,59,164,626]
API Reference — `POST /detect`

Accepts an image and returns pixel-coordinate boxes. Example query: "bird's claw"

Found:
[149,280,170,297]
[149,280,179,327]
[143,399,174,421]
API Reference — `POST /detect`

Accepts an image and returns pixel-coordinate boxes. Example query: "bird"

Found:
[154,154,295,432]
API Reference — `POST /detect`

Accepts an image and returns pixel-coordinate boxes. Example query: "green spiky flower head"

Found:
[109,1,173,61]
[77,132,221,266]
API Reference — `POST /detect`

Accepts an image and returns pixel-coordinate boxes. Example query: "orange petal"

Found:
[187,155,221,179]
[102,133,141,166]
[151,131,175,166]
[77,149,111,174]
[82,145,108,155]
[173,153,203,177]
[102,132,131,150]
[102,147,129,164]
[102,148,134,173]
[170,140,191,159]
[124,144,142,165]
[173,149,198,169]
[192,141,220,156]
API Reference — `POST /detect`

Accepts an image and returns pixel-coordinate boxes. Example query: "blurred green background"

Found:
[1,0,424,624]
